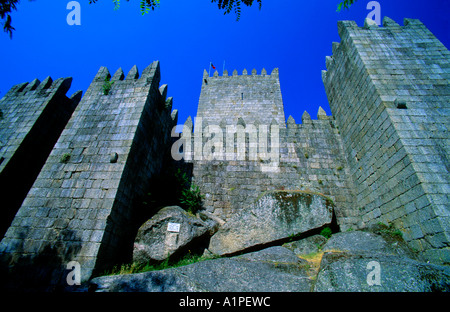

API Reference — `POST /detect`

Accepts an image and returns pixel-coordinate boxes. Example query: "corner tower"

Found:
[197,68,286,127]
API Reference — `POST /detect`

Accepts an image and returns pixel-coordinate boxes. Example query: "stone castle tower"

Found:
[0,17,448,290]
[179,67,354,224]
[197,67,285,127]
[322,17,450,263]
[0,61,177,289]
[0,77,81,239]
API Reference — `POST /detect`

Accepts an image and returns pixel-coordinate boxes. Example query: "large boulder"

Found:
[314,231,450,292]
[133,206,213,265]
[91,246,313,292]
[208,190,334,255]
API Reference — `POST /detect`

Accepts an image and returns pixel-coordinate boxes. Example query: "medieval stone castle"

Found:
[0,17,449,290]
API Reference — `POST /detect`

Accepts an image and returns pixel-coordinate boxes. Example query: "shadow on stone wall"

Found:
[0,222,82,292]
[132,161,194,228]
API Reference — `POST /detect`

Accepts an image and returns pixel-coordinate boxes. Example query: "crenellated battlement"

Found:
[86,61,163,99]
[0,74,81,248]
[204,67,279,79]
[322,17,433,84]
[2,76,78,100]
[198,66,285,128]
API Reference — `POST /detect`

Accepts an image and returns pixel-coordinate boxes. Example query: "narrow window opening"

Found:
[395,99,407,109]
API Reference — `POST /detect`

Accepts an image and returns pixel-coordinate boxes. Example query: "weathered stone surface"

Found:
[133,206,211,264]
[189,67,355,228]
[0,77,80,239]
[283,235,328,256]
[323,17,450,264]
[208,190,334,255]
[315,252,450,292]
[92,231,450,292]
[91,246,313,292]
[322,230,421,260]
[0,62,177,289]
[314,231,450,292]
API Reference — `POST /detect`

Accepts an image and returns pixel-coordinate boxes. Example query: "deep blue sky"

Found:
[1,0,448,126]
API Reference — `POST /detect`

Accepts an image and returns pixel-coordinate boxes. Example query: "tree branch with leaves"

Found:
[1,1,357,39]
[89,0,161,15]
[336,0,358,12]
[1,0,19,38]
[211,0,262,21]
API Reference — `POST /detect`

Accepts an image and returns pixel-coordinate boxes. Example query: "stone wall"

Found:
[0,77,81,239]
[177,68,355,227]
[322,17,450,263]
[0,61,177,289]
[197,68,286,127]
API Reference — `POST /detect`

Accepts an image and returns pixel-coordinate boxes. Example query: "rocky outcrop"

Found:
[208,190,334,255]
[91,229,450,292]
[283,234,328,255]
[314,231,450,291]
[91,246,314,292]
[133,206,215,265]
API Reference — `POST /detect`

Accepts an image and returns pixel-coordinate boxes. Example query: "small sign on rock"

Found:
[167,222,181,233]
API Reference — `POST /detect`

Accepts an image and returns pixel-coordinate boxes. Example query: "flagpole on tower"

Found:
[209,62,217,77]
[223,60,225,75]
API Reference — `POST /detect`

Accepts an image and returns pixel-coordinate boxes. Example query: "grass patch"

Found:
[320,226,333,239]
[376,222,403,239]
[103,252,218,276]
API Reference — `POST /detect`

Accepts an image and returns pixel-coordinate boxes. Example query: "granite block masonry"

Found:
[0,77,81,239]
[0,61,177,290]
[322,17,450,264]
[176,68,356,228]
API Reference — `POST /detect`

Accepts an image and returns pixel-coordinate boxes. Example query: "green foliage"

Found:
[113,0,120,10]
[60,153,71,163]
[97,0,262,21]
[376,222,403,238]
[139,0,160,15]
[102,76,115,95]
[137,168,204,220]
[180,184,204,215]
[90,0,161,15]
[212,0,262,21]
[337,0,358,12]
[320,226,333,239]
[172,168,204,214]
[0,0,19,38]
[104,252,218,276]
[4,1,358,38]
